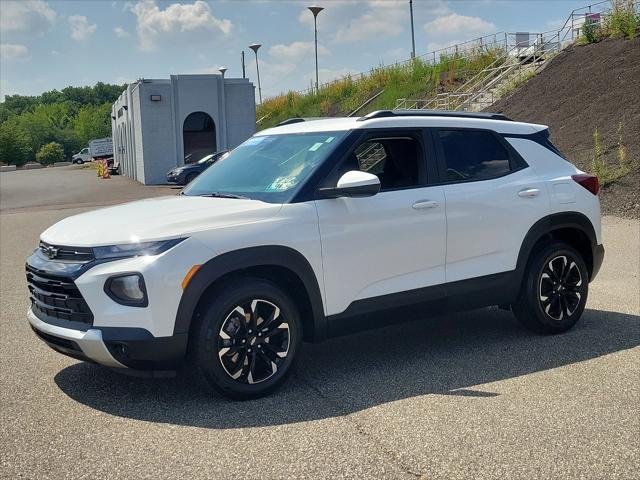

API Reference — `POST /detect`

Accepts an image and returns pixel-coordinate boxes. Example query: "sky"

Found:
[1,0,594,100]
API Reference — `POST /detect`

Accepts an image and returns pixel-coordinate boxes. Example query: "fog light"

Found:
[105,274,148,307]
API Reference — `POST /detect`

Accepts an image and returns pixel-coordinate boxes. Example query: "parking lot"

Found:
[1,166,638,479]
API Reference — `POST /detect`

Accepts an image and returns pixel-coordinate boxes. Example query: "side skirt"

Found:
[326,271,520,338]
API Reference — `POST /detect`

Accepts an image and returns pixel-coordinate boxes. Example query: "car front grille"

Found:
[26,265,94,324]
[39,241,94,263]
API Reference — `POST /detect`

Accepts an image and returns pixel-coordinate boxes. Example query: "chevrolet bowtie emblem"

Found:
[41,244,59,259]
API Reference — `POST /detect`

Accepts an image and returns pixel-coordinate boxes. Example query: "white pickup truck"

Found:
[72,138,114,164]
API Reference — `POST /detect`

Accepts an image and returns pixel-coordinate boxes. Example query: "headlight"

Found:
[104,273,148,307]
[93,238,185,260]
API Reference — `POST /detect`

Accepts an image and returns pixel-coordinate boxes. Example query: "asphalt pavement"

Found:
[1,167,638,479]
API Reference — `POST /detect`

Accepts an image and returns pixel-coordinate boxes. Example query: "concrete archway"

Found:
[183,112,216,164]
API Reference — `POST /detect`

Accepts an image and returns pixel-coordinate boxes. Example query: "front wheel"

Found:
[74,159,83,165]
[184,172,198,185]
[189,277,302,399]
[513,242,589,334]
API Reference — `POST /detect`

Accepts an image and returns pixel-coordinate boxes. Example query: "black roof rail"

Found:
[277,118,306,126]
[357,110,512,122]
[276,117,334,127]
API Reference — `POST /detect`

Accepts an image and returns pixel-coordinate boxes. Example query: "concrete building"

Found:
[111,74,256,184]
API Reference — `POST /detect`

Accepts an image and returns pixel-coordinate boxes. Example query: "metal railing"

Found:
[395,0,638,112]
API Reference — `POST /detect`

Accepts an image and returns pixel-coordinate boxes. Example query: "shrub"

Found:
[36,142,65,165]
[582,17,601,43]
[590,127,633,186]
[616,122,627,167]
[605,0,639,39]
[0,120,32,166]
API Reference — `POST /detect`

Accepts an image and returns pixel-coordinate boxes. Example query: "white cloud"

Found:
[333,1,406,44]
[297,1,450,46]
[268,41,329,61]
[0,44,29,60]
[51,49,61,56]
[0,0,56,33]
[69,15,97,41]
[114,26,131,38]
[424,13,496,36]
[129,0,232,51]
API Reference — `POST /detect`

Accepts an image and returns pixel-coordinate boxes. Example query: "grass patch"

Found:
[498,70,536,97]
[590,125,635,186]
[256,48,504,129]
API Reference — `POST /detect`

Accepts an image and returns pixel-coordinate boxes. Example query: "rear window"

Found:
[438,130,511,182]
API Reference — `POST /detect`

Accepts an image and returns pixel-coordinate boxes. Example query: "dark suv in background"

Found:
[166,150,229,185]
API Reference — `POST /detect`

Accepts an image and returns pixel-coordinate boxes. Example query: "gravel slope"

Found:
[490,36,640,218]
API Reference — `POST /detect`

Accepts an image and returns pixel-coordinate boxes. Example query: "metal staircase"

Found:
[395,0,630,112]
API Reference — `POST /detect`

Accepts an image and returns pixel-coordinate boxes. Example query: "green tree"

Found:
[0,120,33,166]
[36,142,65,165]
[73,102,112,144]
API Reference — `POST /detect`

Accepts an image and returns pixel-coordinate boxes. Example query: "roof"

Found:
[258,110,547,136]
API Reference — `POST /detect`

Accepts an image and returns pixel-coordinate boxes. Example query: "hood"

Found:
[170,164,199,173]
[41,195,282,247]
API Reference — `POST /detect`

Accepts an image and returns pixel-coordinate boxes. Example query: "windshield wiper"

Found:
[199,192,250,200]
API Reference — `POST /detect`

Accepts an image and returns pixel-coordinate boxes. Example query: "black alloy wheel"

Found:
[538,255,585,321]
[189,277,301,399]
[513,242,589,334]
[217,299,291,384]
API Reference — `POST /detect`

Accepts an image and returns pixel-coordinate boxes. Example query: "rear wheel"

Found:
[189,277,302,399]
[513,242,589,334]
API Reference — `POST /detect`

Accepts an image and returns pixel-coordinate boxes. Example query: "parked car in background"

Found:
[166,150,229,185]
[72,137,114,165]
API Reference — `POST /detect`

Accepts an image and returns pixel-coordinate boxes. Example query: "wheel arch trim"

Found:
[173,245,327,341]
[515,211,599,282]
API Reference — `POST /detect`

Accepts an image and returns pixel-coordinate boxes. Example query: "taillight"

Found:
[572,174,600,195]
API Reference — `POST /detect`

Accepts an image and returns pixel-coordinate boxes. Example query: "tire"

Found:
[74,159,83,165]
[184,172,198,184]
[513,241,589,334]
[189,277,302,399]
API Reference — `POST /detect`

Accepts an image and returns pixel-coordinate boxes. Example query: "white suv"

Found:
[27,110,604,399]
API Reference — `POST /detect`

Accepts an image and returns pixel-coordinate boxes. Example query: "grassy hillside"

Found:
[256,50,503,129]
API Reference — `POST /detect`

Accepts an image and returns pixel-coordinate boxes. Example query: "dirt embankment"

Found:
[490,36,640,218]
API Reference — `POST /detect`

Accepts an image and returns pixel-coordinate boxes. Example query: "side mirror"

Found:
[318,170,381,199]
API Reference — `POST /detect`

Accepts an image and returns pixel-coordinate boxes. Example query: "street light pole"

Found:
[308,5,324,94]
[409,0,416,59]
[249,43,262,104]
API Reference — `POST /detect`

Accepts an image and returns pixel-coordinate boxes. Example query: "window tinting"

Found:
[335,137,422,191]
[439,130,511,182]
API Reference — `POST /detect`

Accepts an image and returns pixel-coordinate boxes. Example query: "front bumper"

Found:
[166,172,184,184]
[28,307,189,370]
[28,307,125,368]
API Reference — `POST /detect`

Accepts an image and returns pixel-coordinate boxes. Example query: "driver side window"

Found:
[334,136,423,191]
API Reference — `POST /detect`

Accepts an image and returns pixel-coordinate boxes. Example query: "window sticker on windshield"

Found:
[244,136,267,146]
[309,142,324,152]
[267,176,297,191]
[325,137,335,143]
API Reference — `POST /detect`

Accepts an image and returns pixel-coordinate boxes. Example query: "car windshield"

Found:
[183,132,346,203]
[197,154,215,164]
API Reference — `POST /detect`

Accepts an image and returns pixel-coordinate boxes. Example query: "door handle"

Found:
[518,188,540,198]
[412,200,439,210]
